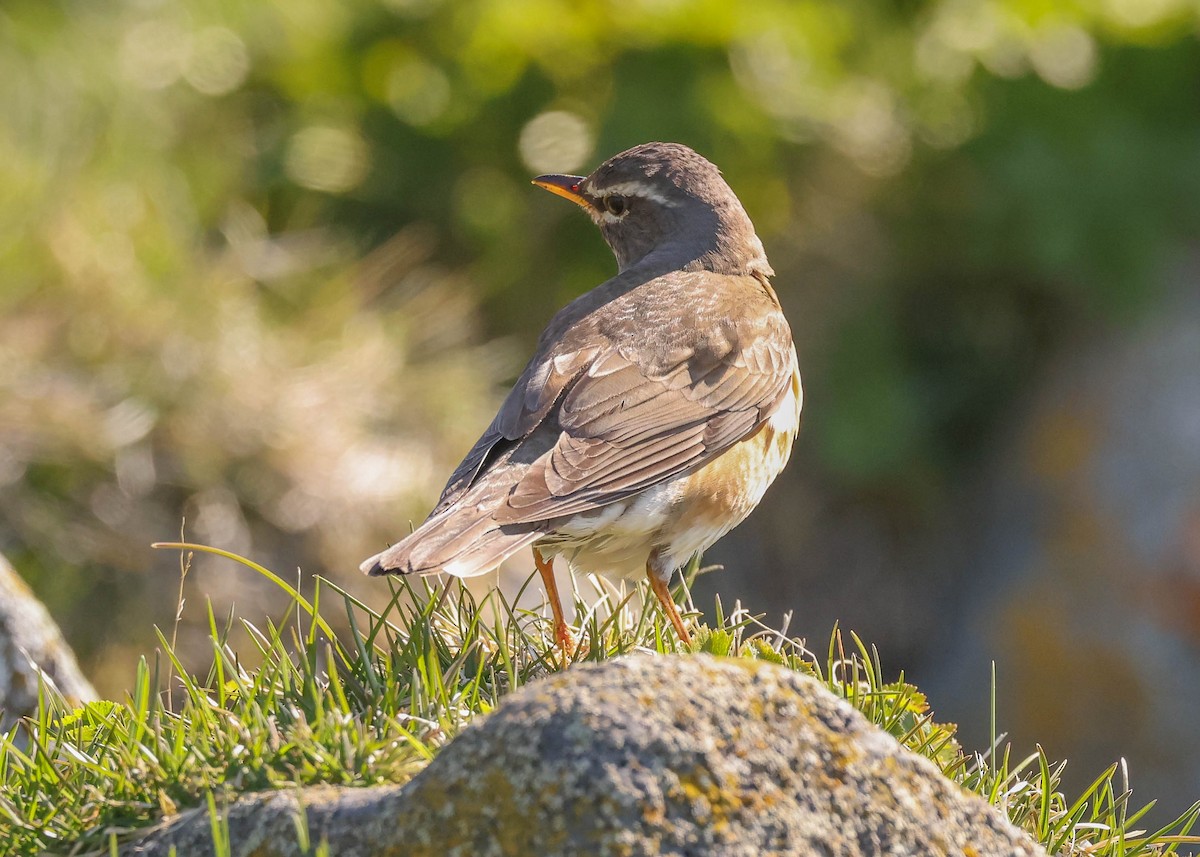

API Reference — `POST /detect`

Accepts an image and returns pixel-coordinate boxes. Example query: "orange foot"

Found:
[647,570,695,647]
[533,546,580,664]
[553,620,578,660]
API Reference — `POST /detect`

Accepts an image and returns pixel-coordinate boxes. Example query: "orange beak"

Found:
[532,174,591,209]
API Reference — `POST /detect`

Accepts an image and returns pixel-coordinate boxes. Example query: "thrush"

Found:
[361,142,802,650]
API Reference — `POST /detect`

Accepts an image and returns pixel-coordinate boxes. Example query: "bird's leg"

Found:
[532,547,576,657]
[646,565,694,647]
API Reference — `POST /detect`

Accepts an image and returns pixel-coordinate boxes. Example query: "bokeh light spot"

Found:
[386,56,451,126]
[1030,25,1098,90]
[119,19,192,90]
[285,126,371,193]
[518,111,593,174]
[184,27,250,96]
[830,82,912,177]
[914,29,975,85]
[103,398,158,448]
[1103,0,1183,29]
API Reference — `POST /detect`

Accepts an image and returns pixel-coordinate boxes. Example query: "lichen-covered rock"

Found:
[393,654,1044,857]
[120,654,1046,856]
[119,784,413,857]
[0,553,96,730]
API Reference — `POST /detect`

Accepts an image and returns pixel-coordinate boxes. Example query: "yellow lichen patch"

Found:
[641,795,666,826]
[675,764,745,832]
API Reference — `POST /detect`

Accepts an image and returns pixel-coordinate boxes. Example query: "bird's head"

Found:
[533,142,772,277]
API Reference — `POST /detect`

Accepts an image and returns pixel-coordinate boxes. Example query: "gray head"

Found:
[533,142,772,277]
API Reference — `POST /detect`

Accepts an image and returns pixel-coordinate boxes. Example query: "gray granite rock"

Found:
[0,553,96,730]
[117,784,411,857]
[124,654,1046,856]
[393,653,1044,856]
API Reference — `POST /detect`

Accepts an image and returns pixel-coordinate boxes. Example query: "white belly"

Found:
[536,481,685,580]
[535,357,802,582]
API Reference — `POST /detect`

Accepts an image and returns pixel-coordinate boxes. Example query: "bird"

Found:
[361,141,802,651]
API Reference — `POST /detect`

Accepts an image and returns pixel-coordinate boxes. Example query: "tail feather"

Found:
[363,441,550,579]
[360,503,543,578]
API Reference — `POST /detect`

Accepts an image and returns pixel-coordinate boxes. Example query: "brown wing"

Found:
[429,344,601,515]
[494,309,795,523]
[431,269,796,524]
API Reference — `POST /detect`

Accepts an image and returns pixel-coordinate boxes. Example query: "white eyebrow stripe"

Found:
[592,180,679,207]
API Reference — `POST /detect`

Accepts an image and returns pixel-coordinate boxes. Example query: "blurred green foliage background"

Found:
[3,0,1200,814]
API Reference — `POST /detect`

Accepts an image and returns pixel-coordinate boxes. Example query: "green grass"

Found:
[1,543,1197,856]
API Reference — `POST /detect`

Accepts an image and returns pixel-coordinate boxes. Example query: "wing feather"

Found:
[495,313,795,523]
[431,270,797,527]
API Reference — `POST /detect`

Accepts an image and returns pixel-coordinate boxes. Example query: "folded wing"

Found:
[493,303,795,523]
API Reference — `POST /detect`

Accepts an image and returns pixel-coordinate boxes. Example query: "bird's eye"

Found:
[604,194,627,216]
